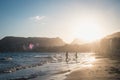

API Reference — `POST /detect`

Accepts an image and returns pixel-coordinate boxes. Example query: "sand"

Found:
[65,57,120,80]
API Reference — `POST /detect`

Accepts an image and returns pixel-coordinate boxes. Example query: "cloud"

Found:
[30,16,46,23]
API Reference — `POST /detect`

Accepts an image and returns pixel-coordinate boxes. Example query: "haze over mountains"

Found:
[106,32,120,39]
[71,38,85,45]
[0,32,120,53]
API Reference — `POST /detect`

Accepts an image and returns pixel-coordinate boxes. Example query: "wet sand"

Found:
[65,57,120,80]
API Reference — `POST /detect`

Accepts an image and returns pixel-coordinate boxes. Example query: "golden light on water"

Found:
[85,57,96,63]
[84,64,93,67]
[82,55,96,68]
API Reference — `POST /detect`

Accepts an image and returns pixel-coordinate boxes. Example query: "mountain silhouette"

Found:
[0,36,66,52]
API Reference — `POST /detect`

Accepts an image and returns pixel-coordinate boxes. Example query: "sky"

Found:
[0,0,120,43]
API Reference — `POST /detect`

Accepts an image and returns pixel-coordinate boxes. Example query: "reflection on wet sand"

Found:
[65,54,120,80]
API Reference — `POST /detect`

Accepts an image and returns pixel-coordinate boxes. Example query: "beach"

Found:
[0,52,120,80]
[65,56,120,80]
[0,52,96,80]
[30,53,120,80]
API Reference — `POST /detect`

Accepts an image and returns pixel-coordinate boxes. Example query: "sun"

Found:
[72,17,104,42]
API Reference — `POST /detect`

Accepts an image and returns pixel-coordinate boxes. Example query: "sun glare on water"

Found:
[82,55,96,67]
[72,16,104,42]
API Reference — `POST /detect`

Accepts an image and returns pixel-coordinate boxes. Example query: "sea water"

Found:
[0,52,96,80]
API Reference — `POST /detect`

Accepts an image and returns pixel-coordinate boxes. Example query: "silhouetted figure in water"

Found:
[65,52,69,63]
[75,52,78,63]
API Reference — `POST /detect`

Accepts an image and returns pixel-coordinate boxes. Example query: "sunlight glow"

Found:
[85,57,96,63]
[72,16,104,42]
[84,64,93,67]
[82,56,96,68]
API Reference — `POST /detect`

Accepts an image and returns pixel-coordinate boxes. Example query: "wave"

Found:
[0,57,12,61]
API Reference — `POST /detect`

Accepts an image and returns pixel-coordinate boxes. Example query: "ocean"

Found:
[0,52,96,80]
[1,52,119,80]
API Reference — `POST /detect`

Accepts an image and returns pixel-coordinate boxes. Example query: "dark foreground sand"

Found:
[65,57,120,80]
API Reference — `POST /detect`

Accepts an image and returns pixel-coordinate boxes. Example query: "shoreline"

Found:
[64,57,120,80]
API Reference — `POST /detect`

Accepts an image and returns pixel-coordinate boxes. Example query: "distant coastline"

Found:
[0,32,120,53]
